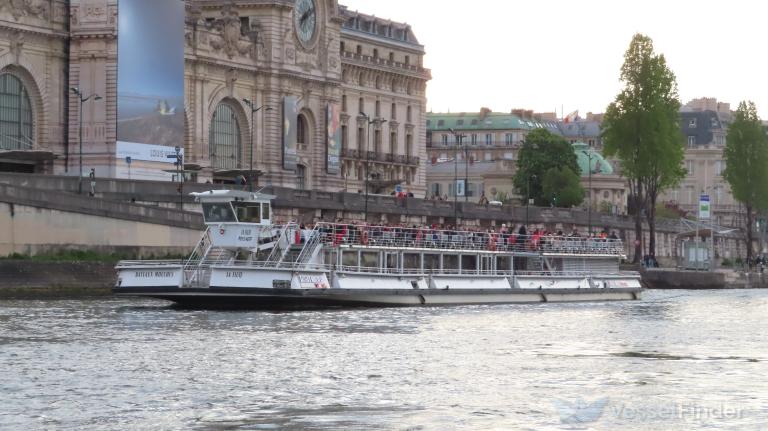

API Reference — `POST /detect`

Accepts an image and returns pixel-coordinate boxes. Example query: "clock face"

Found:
[294,0,317,45]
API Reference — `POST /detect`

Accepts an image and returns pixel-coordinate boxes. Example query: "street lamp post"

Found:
[243,99,272,192]
[526,174,537,228]
[582,150,594,236]
[449,128,468,204]
[360,112,386,222]
[71,87,101,194]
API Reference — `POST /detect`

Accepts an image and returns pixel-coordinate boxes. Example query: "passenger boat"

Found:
[114,190,643,308]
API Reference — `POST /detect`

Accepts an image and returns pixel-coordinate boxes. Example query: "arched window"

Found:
[0,73,33,150]
[296,164,306,190]
[209,102,241,169]
[297,114,308,145]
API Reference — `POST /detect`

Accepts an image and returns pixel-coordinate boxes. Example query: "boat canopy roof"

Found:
[190,189,276,204]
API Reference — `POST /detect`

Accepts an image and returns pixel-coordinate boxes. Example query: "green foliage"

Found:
[0,250,186,262]
[655,202,687,219]
[724,101,768,210]
[0,250,129,262]
[493,191,509,203]
[721,258,732,267]
[601,33,685,257]
[513,128,580,206]
[541,167,584,208]
[599,201,613,214]
[723,101,768,262]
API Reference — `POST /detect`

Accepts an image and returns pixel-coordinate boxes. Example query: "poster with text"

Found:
[282,96,298,171]
[326,103,341,174]
[116,0,185,178]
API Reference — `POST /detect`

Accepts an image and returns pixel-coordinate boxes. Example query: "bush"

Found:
[721,258,732,267]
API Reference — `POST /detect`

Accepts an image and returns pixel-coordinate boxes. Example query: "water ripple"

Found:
[0,290,767,429]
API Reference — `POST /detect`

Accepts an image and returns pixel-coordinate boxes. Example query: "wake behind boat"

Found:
[114,190,642,308]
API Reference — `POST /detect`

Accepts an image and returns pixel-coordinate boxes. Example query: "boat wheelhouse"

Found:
[114,190,642,308]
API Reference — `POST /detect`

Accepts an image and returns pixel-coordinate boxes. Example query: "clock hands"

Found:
[299,6,315,27]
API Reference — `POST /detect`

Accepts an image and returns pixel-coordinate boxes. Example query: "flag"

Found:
[564,110,579,123]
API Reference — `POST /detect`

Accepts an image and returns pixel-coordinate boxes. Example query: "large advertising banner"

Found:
[116,0,185,180]
[282,96,298,171]
[326,103,341,175]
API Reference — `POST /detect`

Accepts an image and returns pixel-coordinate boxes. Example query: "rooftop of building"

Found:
[427,142,614,177]
[426,112,561,133]
[339,5,421,47]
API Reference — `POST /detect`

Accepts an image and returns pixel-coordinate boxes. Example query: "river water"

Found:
[1,290,767,430]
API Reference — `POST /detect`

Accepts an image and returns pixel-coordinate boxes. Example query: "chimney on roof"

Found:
[511,109,533,120]
[479,107,492,120]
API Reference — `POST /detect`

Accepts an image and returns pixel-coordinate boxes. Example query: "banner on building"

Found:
[282,96,298,171]
[116,0,185,179]
[699,194,711,220]
[326,103,342,175]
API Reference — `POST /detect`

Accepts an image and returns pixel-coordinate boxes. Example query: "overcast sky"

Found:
[341,0,768,119]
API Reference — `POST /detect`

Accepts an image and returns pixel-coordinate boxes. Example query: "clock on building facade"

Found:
[294,0,317,47]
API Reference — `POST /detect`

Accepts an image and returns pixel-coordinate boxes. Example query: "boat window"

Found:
[424,254,440,271]
[443,254,458,272]
[342,250,359,267]
[261,203,270,220]
[497,256,511,272]
[361,251,378,268]
[386,253,398,270]
[233,202,261,223]
[202,203,237,223]
[403,253,420,270]
[461,255,477,272]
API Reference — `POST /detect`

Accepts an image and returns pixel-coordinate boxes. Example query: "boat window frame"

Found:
[497,255,512,273]
[403,253,420,271]
[342,250,359,268]
[360,251,378,269]
[442,254,459,273]
[202,202,238,223]
[232,201,262,223]
[461,254,478,274]
[423,253,440,272]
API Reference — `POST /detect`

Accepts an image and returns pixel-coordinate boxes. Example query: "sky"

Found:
[341,0,768,119]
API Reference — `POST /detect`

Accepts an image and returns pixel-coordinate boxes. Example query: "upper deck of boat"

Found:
[305,223,626,257]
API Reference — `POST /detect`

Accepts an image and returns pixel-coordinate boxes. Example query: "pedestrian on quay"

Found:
[89,168,96,197]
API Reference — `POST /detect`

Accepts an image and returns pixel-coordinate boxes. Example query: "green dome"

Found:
[572,142,613,176]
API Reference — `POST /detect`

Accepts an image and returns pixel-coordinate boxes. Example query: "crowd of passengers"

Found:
[295,221,620,252]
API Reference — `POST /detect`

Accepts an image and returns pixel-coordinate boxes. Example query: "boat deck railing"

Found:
[117,259,638,278]
[307,223,626,256]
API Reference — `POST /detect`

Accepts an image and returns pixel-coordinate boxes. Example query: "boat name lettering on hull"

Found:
[135,271,175,278]
[238,229,253,242]
[298,275,324,284]
[226,271,243,278]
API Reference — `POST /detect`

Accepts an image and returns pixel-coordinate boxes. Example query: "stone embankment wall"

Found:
[0,173,698,260]
[642,268,768,289]
[0,182,202,257]
[0,261,117,297]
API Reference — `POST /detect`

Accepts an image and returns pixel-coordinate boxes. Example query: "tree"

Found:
[723,101,768,264]
[602,33,685,262]
[542,167,584,208]
[513,128,580,206]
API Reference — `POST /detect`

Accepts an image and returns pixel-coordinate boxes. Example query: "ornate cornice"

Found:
[0,23,69,40]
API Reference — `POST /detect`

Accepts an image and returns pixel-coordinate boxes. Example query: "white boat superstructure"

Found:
[114,190,642,308]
